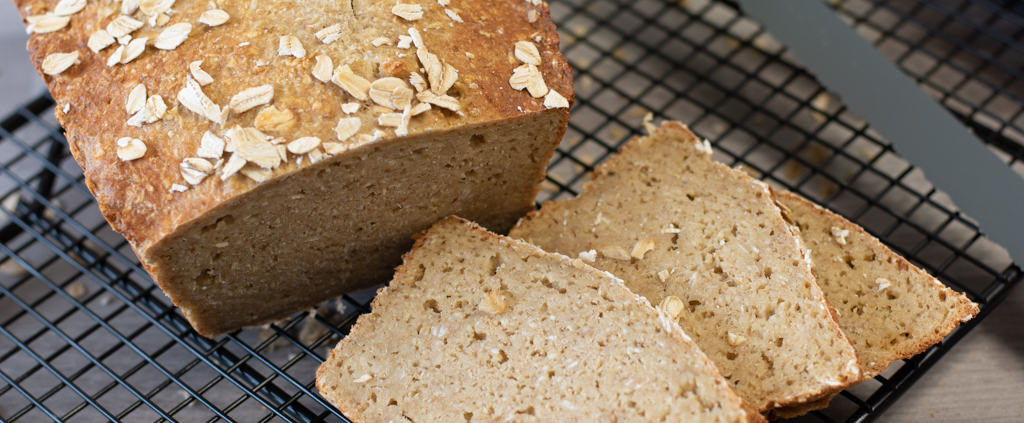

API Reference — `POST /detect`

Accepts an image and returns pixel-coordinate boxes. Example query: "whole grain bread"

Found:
[316,216,764,423]
[16,0,572,335]
[510,121,861,412]
[777,190,978,373]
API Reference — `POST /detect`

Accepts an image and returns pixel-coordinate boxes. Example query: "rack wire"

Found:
[0,0,1021,422]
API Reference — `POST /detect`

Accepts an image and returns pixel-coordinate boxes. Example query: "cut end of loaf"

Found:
[511,121,861,412]
[147,113,565,336]
[317,216,763,423]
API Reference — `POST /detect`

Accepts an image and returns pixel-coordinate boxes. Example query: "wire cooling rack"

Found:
[1,0,1021,422]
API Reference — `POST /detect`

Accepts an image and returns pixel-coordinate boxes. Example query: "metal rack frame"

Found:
[1,1,1021,422]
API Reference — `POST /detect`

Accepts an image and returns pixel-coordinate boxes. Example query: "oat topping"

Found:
[155,23,191,50]
[229,85,274,113]
[106,45,125,67]
[631,238,656,259]
[225,126,280,169]
[312,24,340,45]
[378,113,402,127]
[410,102,431,116]
[120,37,147,64]
[479,291,506,315]
[311,54,333,83]
[544,90,569,109]
[307,148,325,164]
[830,226,850,246]
[121,0,140,14]
[369,77,413,110]
[115,137,146,161]
[514,41,541,66]
[408,27,424,49]
[88,30,116,53]
[106,15,144,38]
[128,94,166,126]
[26,14,70,34]
[189,60,214,86]
[727,332,747,346]
[526,0,542,5]
[219,153,246,180]
[117,35,132,45]
[416,91,460,113]
[331,65,371,101]
[154,13,170,27]
[509,64,547,98]
[169,184,188,193]
[180,158,213,185]
[334,117,362,141]
[598,246,631,261]
[287,137,321,155]
[53,0,87,16]
[659,296,684,319]
[392,4,424,21]
[177,76,223,124]
[438,0,450,5]
[252,106,295,133]
[41,51,80,76]
[409,72,428,93]
[240,165,273,183]
[322,142,349,155]
[341,102,360,114]
[197,131,225,159]
[371,37,391,47]
[444,9,463,22]
[198,9,229,26]
[527,9,538,23]
[395,105,412,137]
[278,35,306,58]
[396,36,413,49]
[139,0,175,16]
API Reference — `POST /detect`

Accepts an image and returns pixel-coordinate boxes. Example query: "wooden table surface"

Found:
[877,281,1024,422]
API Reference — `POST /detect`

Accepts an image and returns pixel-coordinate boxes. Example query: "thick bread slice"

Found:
[317,216,764,423]
[510,121,860,412]
[17,0,572,336]
[776,190,978,378]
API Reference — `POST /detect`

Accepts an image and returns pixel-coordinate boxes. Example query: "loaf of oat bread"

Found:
[317,216,764,423]
[510,121,861,413]
[16,0,572,336]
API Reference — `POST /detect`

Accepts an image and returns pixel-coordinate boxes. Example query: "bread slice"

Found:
[17,0,572,335]
[317,217,764,423]
[776,190,978,377]
[509,121,860,412]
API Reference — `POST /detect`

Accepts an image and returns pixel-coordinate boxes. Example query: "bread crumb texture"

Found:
[317,217,763,423]
[510,121,861,412]
[776,190,979,379]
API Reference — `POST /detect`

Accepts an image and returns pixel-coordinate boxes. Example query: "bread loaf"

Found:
[510,121,861,412]
[317,216,764,423]
[16,0,572,335]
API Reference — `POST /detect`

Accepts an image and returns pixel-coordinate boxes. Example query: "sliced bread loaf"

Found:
[775,190,978,378]
[510,121,860,412]
[316,216,763,423]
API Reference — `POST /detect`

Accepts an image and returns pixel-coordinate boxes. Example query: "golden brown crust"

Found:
[17,0,573,257]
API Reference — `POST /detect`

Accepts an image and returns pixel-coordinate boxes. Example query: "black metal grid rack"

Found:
[0,0,1021,422]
